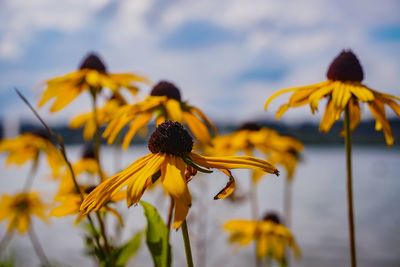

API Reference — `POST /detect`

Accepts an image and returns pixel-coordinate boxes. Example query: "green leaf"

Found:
[140,201,171,267]
[115,231,143,266]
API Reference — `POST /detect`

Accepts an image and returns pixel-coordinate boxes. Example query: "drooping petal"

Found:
[190,153,279,175]
[319,98,337,133]
[161,155,191,228]
[122,113,153,149]
[165,99,182,121]
[183,112,212,144]
[368,101,394,146]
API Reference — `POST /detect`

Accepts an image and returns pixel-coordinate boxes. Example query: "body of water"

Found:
[0,145,399,267]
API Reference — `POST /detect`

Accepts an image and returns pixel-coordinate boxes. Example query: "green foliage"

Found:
[140,201,171,267]
[0,256,15,267]
[115,231,143,266]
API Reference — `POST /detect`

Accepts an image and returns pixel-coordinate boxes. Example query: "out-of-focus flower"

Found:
[224,212,300,264]
[70,93,128,140]
[264,50,400,145]
[103,81,217,149]
[210,122,303,182]
[0,131,63,178]
[0,192,48,234]
[81,121,279,228]
[38,52,149,112]
[51,187,124,225]
[56,145,105,196]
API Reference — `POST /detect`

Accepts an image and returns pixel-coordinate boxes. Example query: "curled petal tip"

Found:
[274,170,280,176]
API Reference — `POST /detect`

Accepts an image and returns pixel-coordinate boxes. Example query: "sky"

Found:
[0,0,399,126]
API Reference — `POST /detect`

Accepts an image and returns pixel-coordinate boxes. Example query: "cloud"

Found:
[1,0,400,125]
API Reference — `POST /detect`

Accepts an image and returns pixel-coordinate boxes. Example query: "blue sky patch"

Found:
[371,25,400,42]
[162,20,236,49]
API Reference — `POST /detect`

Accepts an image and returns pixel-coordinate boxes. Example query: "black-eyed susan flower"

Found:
[224,212,300,264]
[69,93,128,140]
[38,52,149,112]
[0,131,63,178]
[0,192,48,234]
[264,50,400,145]
[56,144,106,196]
[81,121,279,228]
[210,122,303,182]
[103,81,217,149]
[51,187,124,225]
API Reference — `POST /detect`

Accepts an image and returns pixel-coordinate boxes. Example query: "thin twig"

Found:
[28,223,52,267]
[15,89,105,259]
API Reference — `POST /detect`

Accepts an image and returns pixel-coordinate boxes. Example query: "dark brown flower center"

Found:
[237,122,261,131]
[79,53,107,73]
[148,121,193,156]
[263,212,281,224]
[150,81,182,101]
[326,50,364,82]
[14,199,30,212]
[82,144,95,159]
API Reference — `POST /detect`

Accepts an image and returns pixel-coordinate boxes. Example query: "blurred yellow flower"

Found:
[38,52,149,112]
[265,50,400,145]
[81,121,279,229]
[103,81,217,149]
[56,145,105,196]
[224,213,300,264]
[210,122,303,182]
[0,132,63,178]
[0,192,48,234]
[70,93,128,140]
[51,189,124,225]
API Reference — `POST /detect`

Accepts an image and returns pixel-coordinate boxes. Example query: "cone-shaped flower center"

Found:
[13,198,30,212]
[262,212,281,224]
[150,81,182,101]
[148,121,193,156]
[82,144,96,159]
[79,53,107,73]
[326,50,364,82]
[237,122,261,131]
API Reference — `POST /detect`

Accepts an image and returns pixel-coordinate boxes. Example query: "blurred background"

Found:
[0,0,399,266]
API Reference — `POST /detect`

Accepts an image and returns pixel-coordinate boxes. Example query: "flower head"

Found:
[210,121,303,182]
[224,212,301,263]
[0,132,63,178]
[81,121,278,228]
[0,192,48,234]
[38,52,149,112]
[69,92,128,140]
[103,80,217,149]
[264,50,400,145]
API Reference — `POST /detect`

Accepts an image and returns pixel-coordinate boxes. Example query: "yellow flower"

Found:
[70,92,128,140]
[210,122,303,182]
[0,132,63,178]
[224,213,301,263]
[265,50,400,146]
[56,145,105,196]
[38,52,149,112]
[103,81,217,149]
[0,192,48,234]
[51,189,124,225]
[81,121,279,228]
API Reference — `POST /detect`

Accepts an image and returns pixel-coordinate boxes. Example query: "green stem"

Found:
[250,178,261,267]
[0,232,13,253]
[28,223,51,267]
[166,197,174,234]
[345,106,357,267]
[22,158,39,192]
[181,220,194,267]
[283,176,292,228]
[15,89,106,260]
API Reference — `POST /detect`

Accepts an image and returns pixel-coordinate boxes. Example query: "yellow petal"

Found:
[165,99,183,121]
[183,112,212,144]
[122,113,153,150]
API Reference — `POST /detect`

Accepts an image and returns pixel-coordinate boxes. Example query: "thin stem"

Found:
[250,178,261,267]
[283,177,292,228]
[91,90,106,182]
[181,220,194,267]
[345,106,357,267]
[28,223,51,267]
[96,212,112,256]
[15,89,106,260]
[22,158,39,192]
[0,232,13,253]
